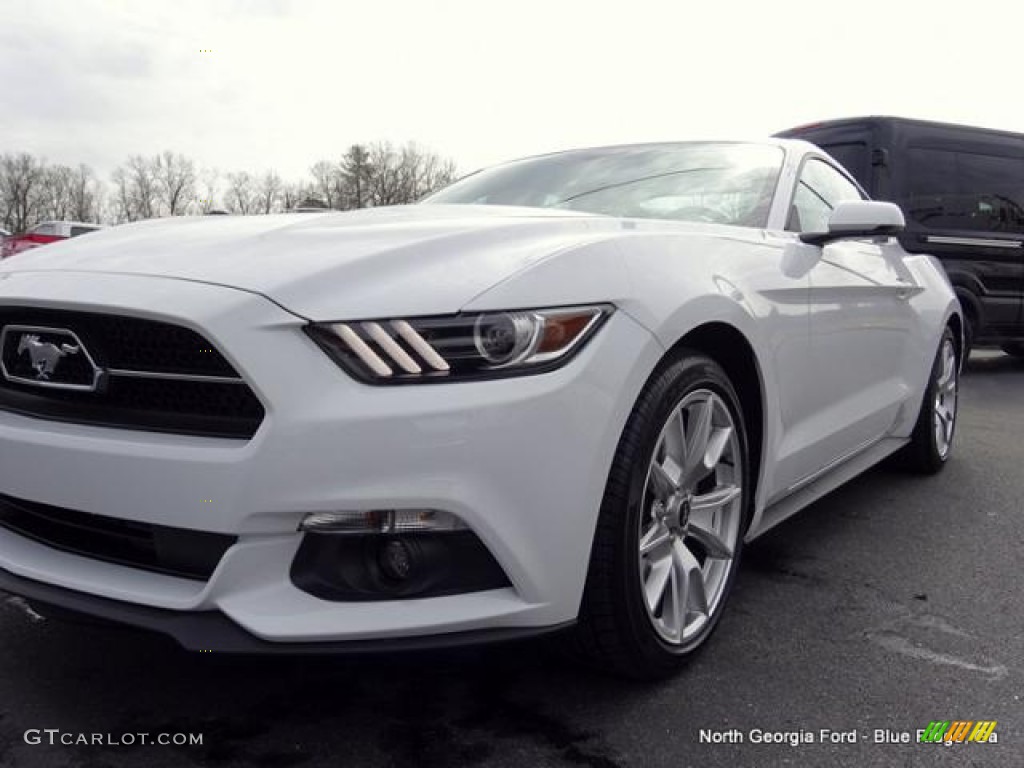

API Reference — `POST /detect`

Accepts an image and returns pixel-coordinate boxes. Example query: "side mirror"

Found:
[799,201,905,246]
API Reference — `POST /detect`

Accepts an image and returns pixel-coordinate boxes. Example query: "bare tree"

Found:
[110,155,160,222]
[280,181,309,211]
[0,153,45,231]
[69,164,102,222]
[225,171,256,214]
[365,142,405,207]
[39,164,76,221]
[109,167,133,223]
[355,141,454,208]
[155,151,196,216]
[256,170,283,214]
[406,144,457,199]
[129,155,159,219]
[309,161,340,210]
[195,167,220,213]
[0,140,456,226]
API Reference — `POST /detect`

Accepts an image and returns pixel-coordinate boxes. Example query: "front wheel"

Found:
[573,352,750,679]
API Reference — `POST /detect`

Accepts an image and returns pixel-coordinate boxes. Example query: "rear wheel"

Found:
[954,291,976,357]
[574,352,750,679]
[897,327,959,474]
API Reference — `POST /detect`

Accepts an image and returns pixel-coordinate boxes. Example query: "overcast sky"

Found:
[2,0,1022,181]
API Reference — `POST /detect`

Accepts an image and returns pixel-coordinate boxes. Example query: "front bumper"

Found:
[0,565,574,653]
[0,270,660,647]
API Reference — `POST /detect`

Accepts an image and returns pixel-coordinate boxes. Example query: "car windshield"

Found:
[424,142,784,227]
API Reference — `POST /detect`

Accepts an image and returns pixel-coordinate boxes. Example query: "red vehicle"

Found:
[0,221,102,259]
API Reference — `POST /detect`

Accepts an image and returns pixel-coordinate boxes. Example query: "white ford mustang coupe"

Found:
[0,140,960,677]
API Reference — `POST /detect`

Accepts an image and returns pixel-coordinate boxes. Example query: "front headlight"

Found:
[305,304,613,383]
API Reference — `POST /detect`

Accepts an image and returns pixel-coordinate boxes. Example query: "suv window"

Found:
[30,223,58,236]
[787,158,863,233]
[903,147,1024,233]
[822,142,869,186]
[70,225,98,237]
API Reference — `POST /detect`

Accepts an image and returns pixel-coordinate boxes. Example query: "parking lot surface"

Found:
[1,351,1021,768]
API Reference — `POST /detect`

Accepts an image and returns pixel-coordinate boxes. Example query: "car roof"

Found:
[32,221,102,228]
[777,115,1024,142]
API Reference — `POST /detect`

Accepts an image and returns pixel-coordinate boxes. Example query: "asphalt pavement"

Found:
[1,351,1021,768]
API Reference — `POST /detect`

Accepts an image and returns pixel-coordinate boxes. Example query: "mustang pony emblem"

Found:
[17,334,81,380]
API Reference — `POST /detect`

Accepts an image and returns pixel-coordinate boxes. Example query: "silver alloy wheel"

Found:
[933,337,958,459]
[638,388,743,645]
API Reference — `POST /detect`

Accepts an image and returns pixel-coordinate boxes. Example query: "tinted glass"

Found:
[787,159,864,233]
[425,143,784,228]
[70,226,99,237]
[903,147,1024,233]
[822,142,869,187]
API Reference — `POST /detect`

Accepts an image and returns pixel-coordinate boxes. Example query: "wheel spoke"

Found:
[662,409,687,467]
[939,348,954,387]
[673,539,708,617]
[682,397,714,486]
[687,520,734,560]
[691,484,741,513]
[703,426,733,472]
[639,521,672,556]
[664,560,685,638]
[649,455,682,500]
[644,555,672,614]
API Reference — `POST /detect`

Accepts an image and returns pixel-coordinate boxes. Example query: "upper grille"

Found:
[0,493,236,581]
[0,307,264,439]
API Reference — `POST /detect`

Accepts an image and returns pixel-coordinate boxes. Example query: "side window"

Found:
[821,142,870,188]
[30,223,58,236]
[787,159,863,233]
[903,147,1024,233]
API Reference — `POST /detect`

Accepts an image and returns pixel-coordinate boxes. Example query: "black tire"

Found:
[1001,342,1024,359]
[954,291,976,357]
[896,327,959,474]
[962,312,975,358]
[572,351,751,679]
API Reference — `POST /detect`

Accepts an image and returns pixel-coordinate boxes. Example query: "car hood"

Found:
[0,206,623,320]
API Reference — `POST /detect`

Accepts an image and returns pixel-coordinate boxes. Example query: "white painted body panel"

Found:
[0,140,960,643]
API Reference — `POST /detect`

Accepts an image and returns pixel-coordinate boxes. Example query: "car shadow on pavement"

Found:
[965,349,1024,375]
[0,598,646,768]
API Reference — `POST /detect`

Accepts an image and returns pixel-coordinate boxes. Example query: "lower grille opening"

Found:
[0,375,265,439]
[0,493,236,581]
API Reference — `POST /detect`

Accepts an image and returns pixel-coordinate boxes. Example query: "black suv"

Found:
[776,116,1024,356]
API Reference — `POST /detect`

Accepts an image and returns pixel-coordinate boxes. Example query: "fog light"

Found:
[378,539,414,581]
[299,509,466,535]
